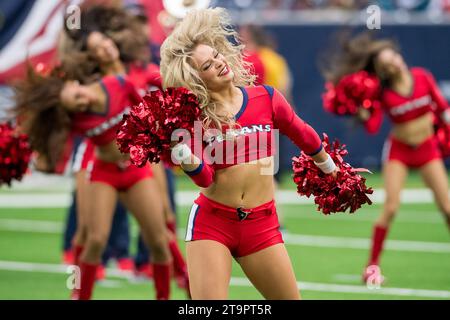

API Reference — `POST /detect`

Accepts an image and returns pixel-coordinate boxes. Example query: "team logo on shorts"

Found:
[237,207,250,221]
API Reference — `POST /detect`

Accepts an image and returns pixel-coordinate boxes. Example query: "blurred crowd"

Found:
[212,0,450,12]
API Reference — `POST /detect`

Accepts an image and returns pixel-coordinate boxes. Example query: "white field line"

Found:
[1,218,449,253]
[0,189,448,208]
[4,173,73,192]
[281,211,444,224]
[274,190,444,205]
[0,260,448,299]
[0,209,444,225]
[229,277,450,299]
[1,207,444,224]
[0,194,72,208]
[332,274,362,283]
[282,233,450,253]
[0,219,139,234]
[0,219,62,233]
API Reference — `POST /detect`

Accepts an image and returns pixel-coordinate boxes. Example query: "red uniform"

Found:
[72,138,95,173]
[366,67,449,168]
[71,75,152,189]
[73,64,163,174]
[186,193,281,257]
[381,135,441,168]
[72,76,174,301]
[184,85,322,257]
[50,134,93,175]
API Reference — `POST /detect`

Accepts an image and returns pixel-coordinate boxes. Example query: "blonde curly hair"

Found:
[160,7,255,130]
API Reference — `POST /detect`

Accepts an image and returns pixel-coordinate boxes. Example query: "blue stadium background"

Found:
[267,25,450,171]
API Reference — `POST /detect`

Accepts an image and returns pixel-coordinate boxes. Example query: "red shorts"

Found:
[72,139,95,173]
[89,158,153,191]
[382,135,442,168]
[185,193,283,257]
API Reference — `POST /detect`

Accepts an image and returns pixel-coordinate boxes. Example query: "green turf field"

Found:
[0,172,449,300]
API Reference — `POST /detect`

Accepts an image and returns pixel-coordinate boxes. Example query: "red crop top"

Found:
[184,85,323,187]
[365,67,450,134]
[71,76,142,146]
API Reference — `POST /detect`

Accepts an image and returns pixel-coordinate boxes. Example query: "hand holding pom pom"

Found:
[116,87,202,167]
[0,122,32,187]
[292,134,373,214]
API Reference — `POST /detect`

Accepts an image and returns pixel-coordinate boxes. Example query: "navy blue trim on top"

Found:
[85,81,110,116]
[116,75,125,86]
[184,162,204,176]
[234,87,248,121]
[262,85,274,99]
[306,144,323,157]
[95,81,110,116]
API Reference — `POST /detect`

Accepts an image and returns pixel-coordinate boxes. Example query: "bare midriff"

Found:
[391,112,434,146]
[201,156,275,208]
[96,140,130,164]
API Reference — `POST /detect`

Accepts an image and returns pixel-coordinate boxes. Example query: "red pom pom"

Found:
[0,122,32,186]
[322,71,381,117]
[292,134,373,215]
[116,87,202,167]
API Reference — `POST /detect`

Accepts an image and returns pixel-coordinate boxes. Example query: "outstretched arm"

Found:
[272,87,323,156]
[424,70,450,124]
[271,87,337,175]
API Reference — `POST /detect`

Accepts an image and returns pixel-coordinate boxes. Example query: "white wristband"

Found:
[442,109,450,125]
[314,154,337,174]
[171,143,192,164]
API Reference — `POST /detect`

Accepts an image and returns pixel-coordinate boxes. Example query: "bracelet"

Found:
[171,143,192,164]
[442,109,450,125]
[314,154,337,174]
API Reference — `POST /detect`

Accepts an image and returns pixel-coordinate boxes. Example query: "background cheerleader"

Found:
[14,68,174,300]
[61,4,189,286]
[321,32,450,284]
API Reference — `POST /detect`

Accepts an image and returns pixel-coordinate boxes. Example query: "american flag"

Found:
[0,0,66,84]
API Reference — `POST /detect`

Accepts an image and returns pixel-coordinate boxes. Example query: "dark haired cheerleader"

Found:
[14,68,173,300]
[60,5,189,288]
[322,32,450,284]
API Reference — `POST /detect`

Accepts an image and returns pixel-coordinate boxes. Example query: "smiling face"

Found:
[86,31,120,65]
[59,81,96,113]
[375,48,407,80]
[191,44,234,91]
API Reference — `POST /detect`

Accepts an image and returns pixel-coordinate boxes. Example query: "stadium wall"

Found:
[264,24,450,171]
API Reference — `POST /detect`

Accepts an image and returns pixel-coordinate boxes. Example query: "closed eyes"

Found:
[203,51,220,71]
